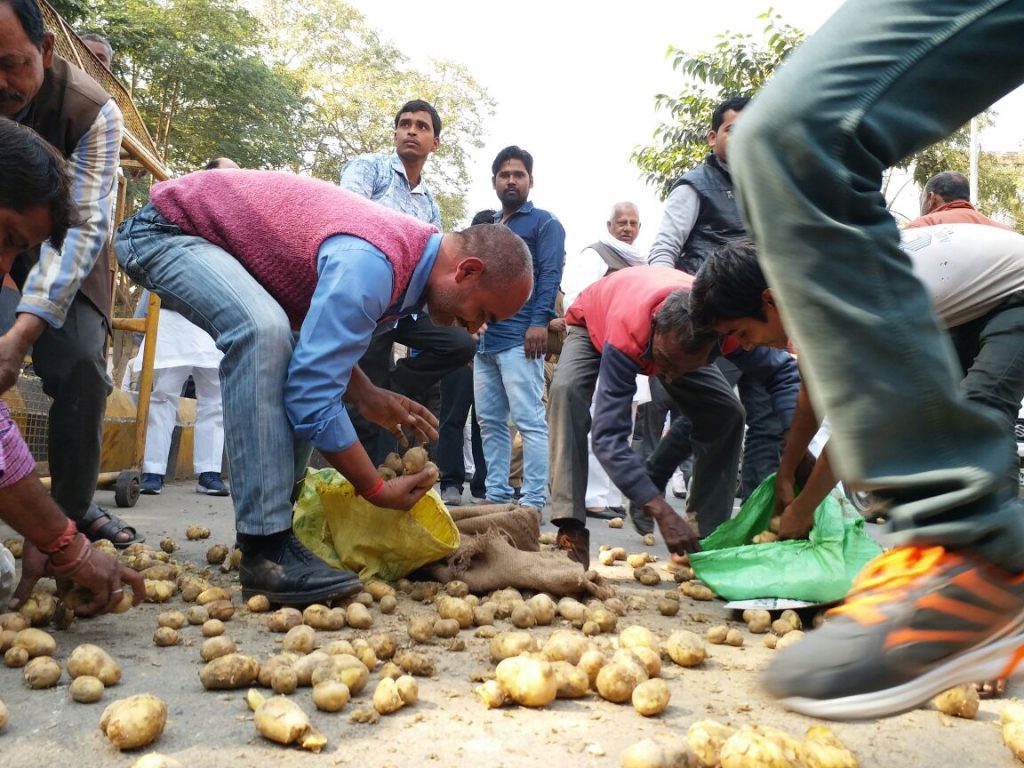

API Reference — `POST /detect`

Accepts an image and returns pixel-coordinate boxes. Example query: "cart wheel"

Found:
[114,470,141,508]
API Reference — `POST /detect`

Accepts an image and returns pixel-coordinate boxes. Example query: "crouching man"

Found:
[0,118,143,613]
[114,169,533,605]
[547,267,738,564]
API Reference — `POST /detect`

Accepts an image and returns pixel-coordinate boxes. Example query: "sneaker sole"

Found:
[241,575,363,607]
[140,489,161,495]
[196,486,230,496]
[779,631,1024,720]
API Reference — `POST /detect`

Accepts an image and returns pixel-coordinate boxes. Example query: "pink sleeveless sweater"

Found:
[150,170,438,329]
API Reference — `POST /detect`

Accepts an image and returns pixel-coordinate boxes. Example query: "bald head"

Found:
[204,157,240,170]
[607,201,640,245]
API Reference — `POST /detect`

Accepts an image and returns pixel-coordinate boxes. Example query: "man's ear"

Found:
[455,256,485,283]
[41,32,54,68]
[706,128,717,148]
[431,136,440,152]
[762,287,775,307]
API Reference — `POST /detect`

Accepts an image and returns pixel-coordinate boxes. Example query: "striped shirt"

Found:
[19,99,123,327]
[340,152,441,229]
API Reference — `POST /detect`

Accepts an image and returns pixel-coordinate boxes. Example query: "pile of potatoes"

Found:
[377,446,439,487]
[621,720,858,768]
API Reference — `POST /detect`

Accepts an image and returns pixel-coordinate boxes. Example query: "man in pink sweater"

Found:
[114,170,533,605]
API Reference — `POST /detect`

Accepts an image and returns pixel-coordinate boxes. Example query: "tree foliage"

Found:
[633,9,1022,231]
[74,0,493,230]
[632,10,803,198]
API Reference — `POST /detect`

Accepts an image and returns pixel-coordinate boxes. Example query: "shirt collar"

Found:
[400,233,443,313]
[390,153,428,195]
[494,200,535,222]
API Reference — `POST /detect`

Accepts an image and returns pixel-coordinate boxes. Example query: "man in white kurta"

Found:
[560,202,647,518]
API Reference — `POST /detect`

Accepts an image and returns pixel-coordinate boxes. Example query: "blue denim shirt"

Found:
[340,152,442,230]
[478,202,565,354]
[284,233,442,452]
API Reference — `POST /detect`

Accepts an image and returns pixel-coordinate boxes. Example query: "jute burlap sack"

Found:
[426,505,612,598]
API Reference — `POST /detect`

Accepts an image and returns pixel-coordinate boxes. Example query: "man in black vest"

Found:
[0,0,137,546]
[646,96,794,511]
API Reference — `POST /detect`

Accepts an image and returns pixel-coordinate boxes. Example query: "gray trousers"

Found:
[31,293,112,520]
[547,329,745,535]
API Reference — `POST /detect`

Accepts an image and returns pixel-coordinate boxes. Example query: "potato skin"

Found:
[495,655,558,708]
[69,675,105,703]
[632,678,671,716]
[312,681,350,712]
[199,653,260,690]
[24,656,62,689]
[13,628,56,658]
[99,694,168,750]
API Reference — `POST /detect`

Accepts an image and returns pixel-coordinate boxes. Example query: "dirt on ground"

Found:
[0,482,1020,768]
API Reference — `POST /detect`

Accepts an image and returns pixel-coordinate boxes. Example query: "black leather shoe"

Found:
[239,531,362,606]
[585,506,620,521]
[556,525,590,567]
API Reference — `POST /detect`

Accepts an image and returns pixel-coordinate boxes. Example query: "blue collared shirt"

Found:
[478,202,565,353]
[284,233,442,452]
[340,152,442,230]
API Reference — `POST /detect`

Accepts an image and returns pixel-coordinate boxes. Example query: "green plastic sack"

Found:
[689,474,882,603]
[291,467,460,582]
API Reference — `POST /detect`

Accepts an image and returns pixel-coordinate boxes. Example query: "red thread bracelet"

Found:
[38,517,78,554]
[361,477,385,500]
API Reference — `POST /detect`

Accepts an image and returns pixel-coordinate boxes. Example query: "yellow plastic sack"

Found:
[292,467,460,581]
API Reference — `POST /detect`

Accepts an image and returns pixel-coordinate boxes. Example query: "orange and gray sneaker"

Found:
[763,545,1024,720]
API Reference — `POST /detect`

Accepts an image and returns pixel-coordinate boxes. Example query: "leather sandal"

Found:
[78,504,145,549]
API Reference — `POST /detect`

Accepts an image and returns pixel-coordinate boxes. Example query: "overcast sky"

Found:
[347,0,1024,253]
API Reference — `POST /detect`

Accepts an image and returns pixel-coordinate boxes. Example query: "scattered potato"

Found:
[199,653,260,690]
[584,604,617,634]
[159,538,177,554]
[247,594,271,613]
[157,611,186,630]
[100,694,167,751]
[643,533,656,547]
[933,685,980,719]
[185,525,211,540]
[620,625,658,651]
[152,627,180,647]
[596,662,643,703]
[24,656,61,688]
[373,677,405,715]
[13,627,56,658]
[658,599,680,617]
[282,625,317,655]
[292,651,331,687]
[542,630,588,665]
[577,648,606,687]
[687,719,735,767]
[489,631,539,662]
[200,636,237,662]
[0,698,6,731]
[186,606,209,625]
[19,592,57,626]
[395,650,434,677]
[369,633,396,661]
[476,679,506,708]
[630,647,662,678]
[201,619,225,638]
[1003,703,1024,761]
[608,517,624,529]
[510,603,537,629]
[0,613,30,632]
[745,610,772,634]
[752,531,779,544]
[270,665,299,695]
[495,655,558,708]
[268,607,303,633]
[626,553,653,569]
[69,675,105,703]
[313,681,350,712]
[526,594,557,625]
[396,675,418,705]
[664,630,706,668]
[557,597,586,622]
[5,646,28,668]
[434,618,460,639]
[551,660,589,699]
[632,678,671,716]
[799,725,859,768]
[598,549,617,566]
[725,629,744,647]
[206,544,229,565]
[779,609,803,631]
[144,580,176,604]
[719,724,802,768]
[197,587,231,605]
[204,600,235,622]
[4,538,23,557]
[776,630,805,651]
[407,615,435,644]
[250,692,324,751]
[620,735,695,768]
[634,566,661,587]
[346,603,373,630]
[763,634,779,650]
[438,596,473,628]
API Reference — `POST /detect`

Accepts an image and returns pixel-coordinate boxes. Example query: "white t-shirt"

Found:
[901,223,1024,328]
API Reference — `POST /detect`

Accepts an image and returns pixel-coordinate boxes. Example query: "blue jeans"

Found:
[114,204,308,535]
[732,0,1024,571]
[473,346,548,508]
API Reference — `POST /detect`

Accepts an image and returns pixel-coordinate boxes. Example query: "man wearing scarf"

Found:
[559,202,647,520]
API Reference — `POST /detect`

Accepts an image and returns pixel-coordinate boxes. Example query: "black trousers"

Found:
[350,315,476,465]
[437,365,486,497]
